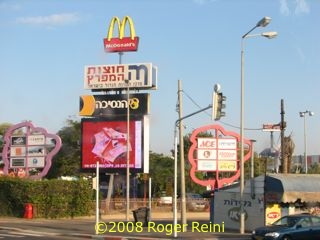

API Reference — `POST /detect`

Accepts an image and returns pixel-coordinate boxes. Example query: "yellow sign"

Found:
[265,204,281,225]
[218,161,237,171]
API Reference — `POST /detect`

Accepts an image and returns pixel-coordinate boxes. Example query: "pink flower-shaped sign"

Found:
[1,121,62,179]
[188,124,252,190]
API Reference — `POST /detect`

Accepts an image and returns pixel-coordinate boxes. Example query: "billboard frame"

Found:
[80,115,149,174]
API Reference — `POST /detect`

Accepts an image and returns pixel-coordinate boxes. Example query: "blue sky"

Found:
[0,0,319,158]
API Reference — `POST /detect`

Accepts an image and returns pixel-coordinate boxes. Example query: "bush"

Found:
[0,177,94,218]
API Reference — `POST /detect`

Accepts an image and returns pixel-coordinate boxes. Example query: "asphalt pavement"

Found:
[0,211,251,239]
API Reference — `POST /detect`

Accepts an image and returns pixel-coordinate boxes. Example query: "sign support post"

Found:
[95,160,100,234]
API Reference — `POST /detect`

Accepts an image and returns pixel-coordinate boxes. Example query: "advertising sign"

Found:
[81,116,149,173]
[79,93,150,117]
[218,161,237,171]
[197,160,217,171]
[196,137,237,171]
[83,63,157,90]
[1,121,62,179]
[10,158,26,168]
[28,135,45,145]
[27,157,45,168]
[262,123,281,132]
[188,124,252,189]
[104,16,139,53]
[10,146,26,157]
[265,204,281,225]
[11,136,26,146]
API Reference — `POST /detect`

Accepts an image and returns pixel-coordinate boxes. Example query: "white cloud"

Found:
[0,2,21,11]
[193,0,218,5]
[295,45,306,62]
[16,13,80,26]
[279,0,310,16]
[295,0,310,15]
[280,0,290,16]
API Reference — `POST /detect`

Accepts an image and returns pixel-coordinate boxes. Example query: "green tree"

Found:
[0,123,12,150]
[308,163,320,174]
[46,119,81,178]
[183,133,206,194]
[149,152,174,197]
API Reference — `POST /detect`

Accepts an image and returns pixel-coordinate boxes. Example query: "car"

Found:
[186,193,208,211]
[251,213,320,240]
[158,196,172,206]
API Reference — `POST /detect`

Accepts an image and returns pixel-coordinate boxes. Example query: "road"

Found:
[0,216,251,239]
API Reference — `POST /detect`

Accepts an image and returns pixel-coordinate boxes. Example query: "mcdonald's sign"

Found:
[104,16,139,53]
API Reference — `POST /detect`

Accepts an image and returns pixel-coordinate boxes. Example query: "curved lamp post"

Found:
[240,16,277,234]
[299,110,314,174]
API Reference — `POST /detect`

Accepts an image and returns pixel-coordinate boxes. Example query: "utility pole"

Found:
[280,99,286,173]
[177,80,187,228]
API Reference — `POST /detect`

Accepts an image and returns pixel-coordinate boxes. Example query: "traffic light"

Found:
[212,92,226,120]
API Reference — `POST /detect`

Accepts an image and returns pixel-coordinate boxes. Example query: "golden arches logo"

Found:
[104,16,139,53]
[107,16,136,41]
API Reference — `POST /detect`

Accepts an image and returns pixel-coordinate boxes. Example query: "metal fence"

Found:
[99,198,210,214]
[30,198,209,218]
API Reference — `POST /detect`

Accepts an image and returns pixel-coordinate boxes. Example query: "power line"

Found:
[181,90,263,131]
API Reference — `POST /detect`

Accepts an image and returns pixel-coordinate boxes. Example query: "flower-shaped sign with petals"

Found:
[1,121,62,179]
[188,124,252,190]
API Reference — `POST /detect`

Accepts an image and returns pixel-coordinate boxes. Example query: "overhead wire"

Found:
[181,90,263,131]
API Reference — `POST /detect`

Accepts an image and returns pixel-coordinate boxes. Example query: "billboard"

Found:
[81,116,149,173]
[103,16,139,53]
[83,63,157,90]
[262,123,281,132]
[188,124,252,189]
[79,93,150,117]
[196,137,237,172]
[1,121,61,179]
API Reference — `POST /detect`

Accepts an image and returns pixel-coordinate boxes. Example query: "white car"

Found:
[186,193,208,211]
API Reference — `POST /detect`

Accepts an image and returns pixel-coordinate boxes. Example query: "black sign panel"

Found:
[79,93,149,117]
[11,136,26,146]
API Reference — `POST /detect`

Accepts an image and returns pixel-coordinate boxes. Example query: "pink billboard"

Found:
[81,116,149,173]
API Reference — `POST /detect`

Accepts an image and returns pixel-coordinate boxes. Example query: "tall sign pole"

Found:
[125,79,130,221]
[81,15,156,225]
[104,16,140,221]
[95,160,100,234]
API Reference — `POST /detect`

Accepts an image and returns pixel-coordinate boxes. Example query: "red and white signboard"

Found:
[103,16,139,53]
[188,124,252,189]
[83,63,157,90]
[197,138,237,171]
[262,124,281,132]
[28,135,45,145]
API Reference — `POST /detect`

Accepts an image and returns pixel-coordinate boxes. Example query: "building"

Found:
[214,173,320,231]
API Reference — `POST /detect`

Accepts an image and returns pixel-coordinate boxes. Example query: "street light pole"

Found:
[240,16,276,234]
[299,110,314,174]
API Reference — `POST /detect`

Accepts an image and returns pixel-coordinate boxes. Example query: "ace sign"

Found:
[188,124,252,189]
